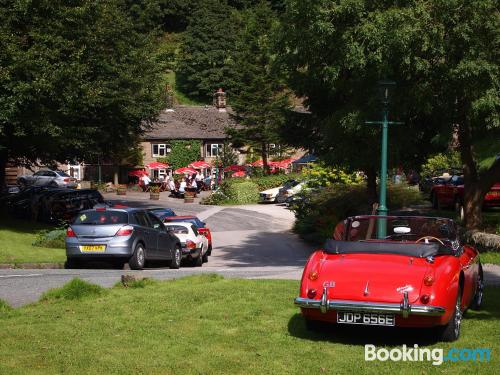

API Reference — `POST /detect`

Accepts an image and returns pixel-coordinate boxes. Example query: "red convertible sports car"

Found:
[295,215,483,342]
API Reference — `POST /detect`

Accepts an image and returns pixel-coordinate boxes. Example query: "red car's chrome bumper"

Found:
[295,288,445,317]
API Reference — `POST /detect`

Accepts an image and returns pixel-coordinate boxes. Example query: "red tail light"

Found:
[420,294,430,304]
[185,240,197,249]
[66,227,76,238]
[307,289,317,299]
[116,226,134,236]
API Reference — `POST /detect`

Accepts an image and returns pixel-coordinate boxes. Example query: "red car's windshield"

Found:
[345,216,457,243]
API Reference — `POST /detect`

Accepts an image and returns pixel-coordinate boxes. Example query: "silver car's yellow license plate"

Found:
[80,245,106,252]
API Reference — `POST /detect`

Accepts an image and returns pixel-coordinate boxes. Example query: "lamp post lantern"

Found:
[366,79,403,238]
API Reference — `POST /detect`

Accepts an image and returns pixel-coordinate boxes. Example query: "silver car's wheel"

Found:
[129,244,145,270]
[169,245,181,269]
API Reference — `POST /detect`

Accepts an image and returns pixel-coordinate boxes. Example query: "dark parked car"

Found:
[3,186,103,222]
[148,207,177,220]
[66,207,182,270]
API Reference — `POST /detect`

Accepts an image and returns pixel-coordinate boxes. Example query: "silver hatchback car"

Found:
[65,207,182,269]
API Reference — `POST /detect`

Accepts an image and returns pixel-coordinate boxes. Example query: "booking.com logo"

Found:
[365,344,491,366]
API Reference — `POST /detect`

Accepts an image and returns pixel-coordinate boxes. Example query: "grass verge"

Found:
[0,216,65,264]
[0,275,498,374]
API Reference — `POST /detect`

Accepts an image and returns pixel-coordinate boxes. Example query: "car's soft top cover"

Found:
[323,239,452,258]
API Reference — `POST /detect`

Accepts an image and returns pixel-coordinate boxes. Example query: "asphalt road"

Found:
[1,192,499,307]
[0,193,313,307]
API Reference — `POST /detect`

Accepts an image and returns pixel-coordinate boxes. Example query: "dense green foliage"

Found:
[421,151,461,178]
[292,183,425,243]
[302,164,362,188]
[277,0,499,229]
[176,0,242,100]
[202,179,260,205]
[249,173,299,191]
[228,2,290,172]
[0,0,164,185]
[157,140,201,170]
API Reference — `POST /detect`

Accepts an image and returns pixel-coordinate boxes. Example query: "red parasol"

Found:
[224,165,246,172]
[174,167,197,175]
[188,160,211,169]
[128,169,149,177]
[250,160,263,167]
[145,161,169,169]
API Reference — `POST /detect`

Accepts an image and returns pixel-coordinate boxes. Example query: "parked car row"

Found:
[428,174,500,217]
[259,179,306,204]
[1,186,104,222]
[65,206,214,270]
[17,169,78,188]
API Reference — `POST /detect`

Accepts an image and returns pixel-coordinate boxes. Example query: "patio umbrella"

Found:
[188,160,211,169]
[250,160,263,167]
[174,167,197,175]
[275,158,296,168]
[232,171,246,177]
[145,161,169,169]
[224,165,246,172]
[128,169,148,177]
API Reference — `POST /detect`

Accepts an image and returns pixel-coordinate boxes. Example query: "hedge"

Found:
[291,183,425,243]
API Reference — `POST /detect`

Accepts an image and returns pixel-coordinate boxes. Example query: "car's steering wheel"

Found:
[415,236,445,246]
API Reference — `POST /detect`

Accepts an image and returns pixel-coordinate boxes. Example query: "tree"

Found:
[277,0,499,228]
[176,0,242,100]
[0,0,164,187]
[228,1,290,174]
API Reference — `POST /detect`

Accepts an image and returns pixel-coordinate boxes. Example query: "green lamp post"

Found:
[366,80,403,238]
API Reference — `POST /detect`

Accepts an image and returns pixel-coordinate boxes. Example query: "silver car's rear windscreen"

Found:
[73,211,128,225]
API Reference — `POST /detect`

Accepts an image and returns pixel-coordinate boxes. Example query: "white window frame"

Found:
[152,143,171,157]
[206,143,223,157]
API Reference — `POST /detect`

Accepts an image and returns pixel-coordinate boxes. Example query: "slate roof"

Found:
[143,106,236,141]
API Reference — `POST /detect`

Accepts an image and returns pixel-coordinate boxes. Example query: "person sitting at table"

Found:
[179,178,187,197]
[168,178,180,198]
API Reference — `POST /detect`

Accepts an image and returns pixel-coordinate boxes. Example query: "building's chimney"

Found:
[165,84,174,112]
[213,88,226,112]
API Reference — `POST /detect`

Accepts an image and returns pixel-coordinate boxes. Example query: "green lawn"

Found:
[0,275,498,374]
[0,216,65,264]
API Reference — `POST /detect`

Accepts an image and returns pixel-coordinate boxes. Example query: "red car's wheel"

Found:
[437,287,462,342]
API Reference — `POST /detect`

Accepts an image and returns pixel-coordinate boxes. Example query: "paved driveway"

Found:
[0,194,313,306]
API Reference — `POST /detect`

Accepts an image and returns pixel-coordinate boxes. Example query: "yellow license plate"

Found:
[80,245,106,252]
[489,191,500,196]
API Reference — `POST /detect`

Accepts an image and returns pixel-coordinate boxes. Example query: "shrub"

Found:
[32,229,66,249]
[201,179,260,205]
[250,174,300,191]
[41,278,105,302]
[302,163,362,188]
[292,183,425,244]
[421,151,461,177]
